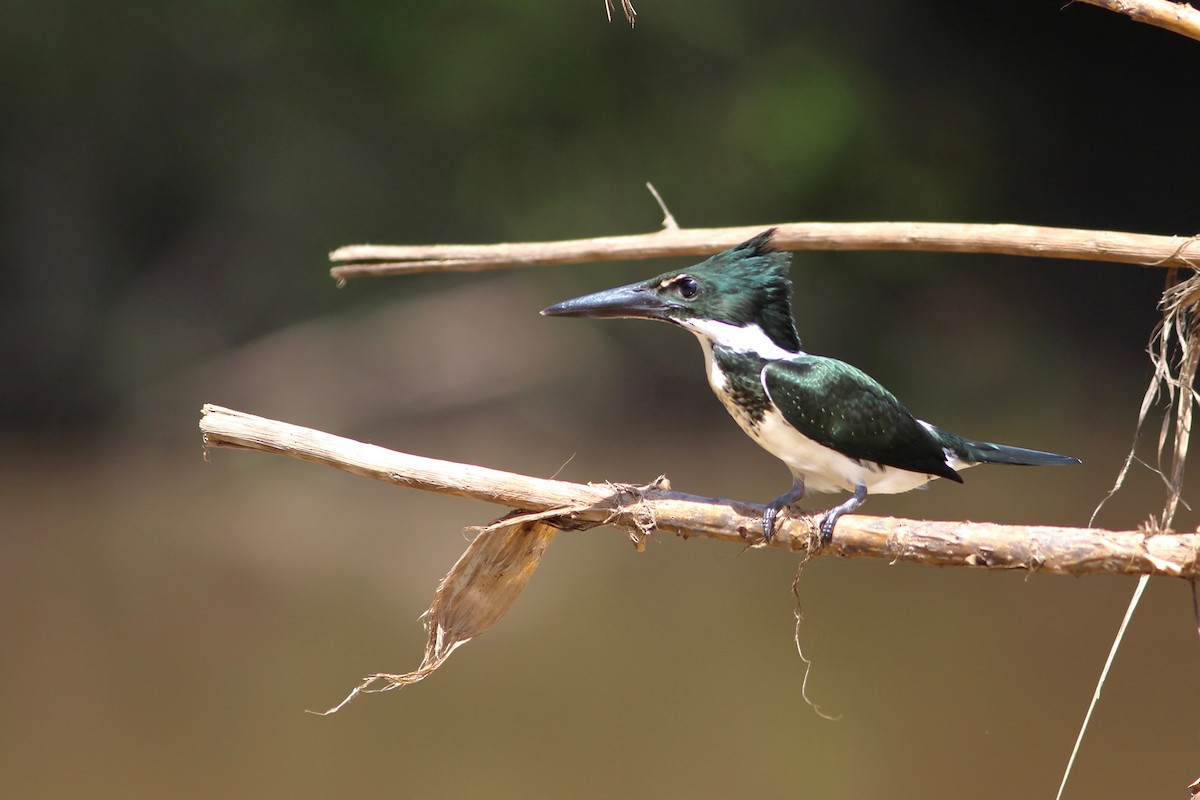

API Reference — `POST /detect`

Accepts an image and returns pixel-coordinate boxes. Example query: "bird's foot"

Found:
[762,479,805,543]
[761,502,789,542]
[816,509,844,544]
[815,482,868,545]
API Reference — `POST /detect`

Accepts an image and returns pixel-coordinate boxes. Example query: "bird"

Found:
[541,228,1079,543]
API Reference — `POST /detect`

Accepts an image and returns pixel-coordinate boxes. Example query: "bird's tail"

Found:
[937,431,1080,467]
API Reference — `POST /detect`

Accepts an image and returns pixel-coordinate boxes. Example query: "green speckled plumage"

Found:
[761,356,961,481]
[709,346,772,423]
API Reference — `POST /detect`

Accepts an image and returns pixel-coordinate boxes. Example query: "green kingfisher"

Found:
[541,228,1079,542]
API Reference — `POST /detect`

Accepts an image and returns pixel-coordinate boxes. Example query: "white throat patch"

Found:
[679,318,800,359]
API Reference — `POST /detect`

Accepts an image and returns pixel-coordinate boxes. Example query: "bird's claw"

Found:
[814,482,867,545]
[761,503,783,543]
[817,511,839,544]
[762,479,806,544]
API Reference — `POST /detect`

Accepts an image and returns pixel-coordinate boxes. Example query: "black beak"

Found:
[541,281,673,320]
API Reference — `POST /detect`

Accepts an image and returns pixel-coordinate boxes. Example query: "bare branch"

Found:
[328,222,1199,281]
[1075,0,1200,43]
[200,404,1200,580]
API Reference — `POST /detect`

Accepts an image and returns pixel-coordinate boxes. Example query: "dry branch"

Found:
[328,222,1200,280]
[200,404,1200,580]
[1076,0,1200,42]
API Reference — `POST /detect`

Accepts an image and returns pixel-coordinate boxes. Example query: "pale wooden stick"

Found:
[1076,0,1200,43]
[199,404,1200,579]
[328,222,1199,280]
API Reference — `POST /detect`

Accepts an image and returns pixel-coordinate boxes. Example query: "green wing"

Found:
[761,356,962,482]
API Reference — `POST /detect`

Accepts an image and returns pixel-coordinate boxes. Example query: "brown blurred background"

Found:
[3,1,1198,797]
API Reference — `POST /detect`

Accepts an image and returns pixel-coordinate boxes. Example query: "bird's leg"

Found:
[818,482,867,543]
[763,476,805,542]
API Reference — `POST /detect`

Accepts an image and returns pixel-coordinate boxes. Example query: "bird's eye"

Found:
[675,275,699,299]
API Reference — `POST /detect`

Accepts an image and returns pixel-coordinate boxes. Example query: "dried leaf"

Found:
[314,513,558,714]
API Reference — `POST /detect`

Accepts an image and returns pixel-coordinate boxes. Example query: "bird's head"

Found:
[540,228,802,354]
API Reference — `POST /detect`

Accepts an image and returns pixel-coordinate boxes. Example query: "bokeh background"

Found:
[3,1,1198,797]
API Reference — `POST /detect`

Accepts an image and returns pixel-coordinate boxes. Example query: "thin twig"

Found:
[1074,0,1200,43]
[328,223,1200,281]
[199,404,1200,579]
[604,0,636,27]
[1054,572,1150,800]
[645,182,680,231]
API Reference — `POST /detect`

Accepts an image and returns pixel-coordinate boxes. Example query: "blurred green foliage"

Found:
[2,0,1190,433]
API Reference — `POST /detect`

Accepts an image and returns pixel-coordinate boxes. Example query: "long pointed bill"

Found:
[540,281,674,320]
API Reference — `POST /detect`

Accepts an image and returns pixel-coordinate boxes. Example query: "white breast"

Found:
[751,407,942,494]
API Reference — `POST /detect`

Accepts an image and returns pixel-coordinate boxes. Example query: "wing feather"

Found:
[761,357,962,482]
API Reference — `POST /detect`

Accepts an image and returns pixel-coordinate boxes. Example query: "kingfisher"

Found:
[541,228,1079,542]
